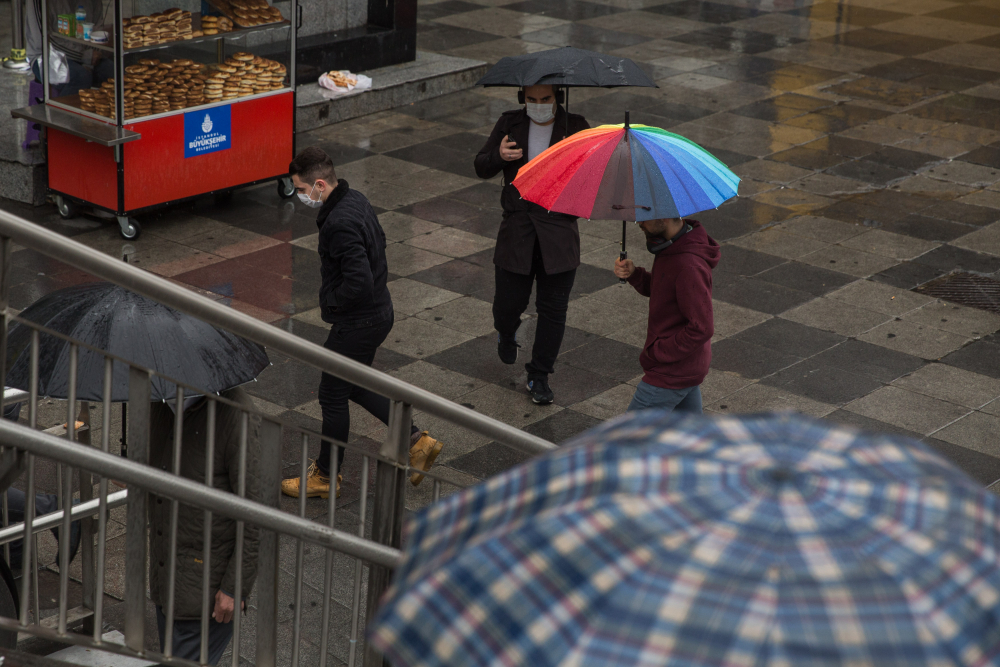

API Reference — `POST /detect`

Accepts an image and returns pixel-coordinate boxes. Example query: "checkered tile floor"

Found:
[10,0,1000,495]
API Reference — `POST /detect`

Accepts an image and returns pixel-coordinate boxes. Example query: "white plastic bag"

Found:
[41,46,70,85]
[317,70,372,98]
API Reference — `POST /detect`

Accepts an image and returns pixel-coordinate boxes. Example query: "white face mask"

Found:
[297,182,323,208]
[526,102,555,124]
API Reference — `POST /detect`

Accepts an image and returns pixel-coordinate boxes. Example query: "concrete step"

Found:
[295,50,487,132]
[44,630,156,666]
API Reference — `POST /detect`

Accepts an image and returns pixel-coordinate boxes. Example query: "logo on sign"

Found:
[184,106,231,158]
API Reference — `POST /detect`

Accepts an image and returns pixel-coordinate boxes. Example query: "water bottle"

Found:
[75,5,86,38]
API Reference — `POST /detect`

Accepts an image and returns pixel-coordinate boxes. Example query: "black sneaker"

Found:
[527,377,554,405]
[497,334,520,365]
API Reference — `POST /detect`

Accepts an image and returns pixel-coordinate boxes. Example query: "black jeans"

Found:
[3,489,60,569]
[493,243,577,379]
[316,317,417,476]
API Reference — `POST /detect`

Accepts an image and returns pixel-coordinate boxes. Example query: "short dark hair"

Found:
[289,147,336,184]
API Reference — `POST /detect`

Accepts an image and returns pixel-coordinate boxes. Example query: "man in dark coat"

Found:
[147,388,261,665]
[281,147,442,499]
[475,84,590,405]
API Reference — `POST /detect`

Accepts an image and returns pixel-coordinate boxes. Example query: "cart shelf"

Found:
[50,13,290,55]
[45,87,291,124]
[11,104,140,146]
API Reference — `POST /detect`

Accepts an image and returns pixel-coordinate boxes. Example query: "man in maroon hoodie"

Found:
[614,217,720,412]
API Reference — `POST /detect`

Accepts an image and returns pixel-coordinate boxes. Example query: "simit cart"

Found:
[11,0,299,240]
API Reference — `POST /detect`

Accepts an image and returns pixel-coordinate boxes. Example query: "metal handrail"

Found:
[0,418,401,568]
[0,489,128,546]
[0,209,556,456]
[3,389,27,404]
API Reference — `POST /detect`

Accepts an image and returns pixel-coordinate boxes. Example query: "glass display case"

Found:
[12,0,298,239]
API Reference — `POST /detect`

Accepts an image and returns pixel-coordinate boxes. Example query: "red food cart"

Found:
[12,0,299,239]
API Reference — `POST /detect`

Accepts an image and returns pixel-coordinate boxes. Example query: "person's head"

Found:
[637,217,685,240]
[289,147,337,207]
[522,84,557,125]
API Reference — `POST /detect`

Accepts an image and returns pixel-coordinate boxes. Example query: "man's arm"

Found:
[649,265,714,364]
[326,223,374,312]
[627,267,652,297]
[475,117,509,180]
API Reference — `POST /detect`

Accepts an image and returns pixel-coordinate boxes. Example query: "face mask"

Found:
[297,182,323,208]
[526,102,555,124]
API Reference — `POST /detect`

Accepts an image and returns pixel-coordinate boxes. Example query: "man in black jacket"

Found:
[281,147,442,499]
[475,85,590,405]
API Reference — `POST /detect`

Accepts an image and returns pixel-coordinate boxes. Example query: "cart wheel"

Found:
[277,177,295,199]
[56,196,78,220]
[119,218,141,240]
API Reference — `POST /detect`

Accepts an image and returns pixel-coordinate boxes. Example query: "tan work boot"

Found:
[281,461,342,499]
[409,431,443,487]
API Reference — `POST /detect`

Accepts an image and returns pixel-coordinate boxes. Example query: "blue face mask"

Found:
[298,183,323,208]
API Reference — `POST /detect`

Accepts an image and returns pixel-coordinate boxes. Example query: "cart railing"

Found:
[0,206,558,666]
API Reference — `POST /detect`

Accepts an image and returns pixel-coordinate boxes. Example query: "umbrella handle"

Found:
[619,219,628,284]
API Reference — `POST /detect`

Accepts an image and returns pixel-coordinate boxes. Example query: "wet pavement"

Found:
[8,0,1000,660]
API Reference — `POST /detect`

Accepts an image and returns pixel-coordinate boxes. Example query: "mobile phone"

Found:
[506,134,517,148]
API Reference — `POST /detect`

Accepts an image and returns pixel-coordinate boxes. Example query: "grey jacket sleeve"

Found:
[220,412,261,601]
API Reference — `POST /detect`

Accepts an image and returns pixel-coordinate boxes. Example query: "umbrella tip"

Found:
[625,110,630,129]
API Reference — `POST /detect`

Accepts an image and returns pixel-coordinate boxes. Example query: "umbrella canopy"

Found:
[370,411,1000,666]
[476,47,656,89]
[513,118,740,221]
[5,282,269,402]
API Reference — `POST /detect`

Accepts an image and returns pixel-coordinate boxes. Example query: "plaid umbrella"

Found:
[370,411,1000,666]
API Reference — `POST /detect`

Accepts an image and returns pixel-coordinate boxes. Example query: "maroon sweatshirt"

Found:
[626,221,720,389]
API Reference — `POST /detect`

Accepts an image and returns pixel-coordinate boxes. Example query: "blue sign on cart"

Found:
[184,105,231,158]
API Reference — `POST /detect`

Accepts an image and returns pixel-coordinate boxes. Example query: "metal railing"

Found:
[0,205,558,666]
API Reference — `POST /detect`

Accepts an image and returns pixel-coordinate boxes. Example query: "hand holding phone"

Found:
[501,134,522,162]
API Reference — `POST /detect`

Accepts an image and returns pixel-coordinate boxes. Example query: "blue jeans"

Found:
[628,381,703,414]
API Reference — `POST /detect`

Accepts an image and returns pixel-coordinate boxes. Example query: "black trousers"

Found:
[3,489,60,570]
[155,605,232,665]
[316,317,417,476]
[493,244,577,379]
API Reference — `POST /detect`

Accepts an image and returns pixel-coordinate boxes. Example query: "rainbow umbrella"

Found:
[512,113,739,274]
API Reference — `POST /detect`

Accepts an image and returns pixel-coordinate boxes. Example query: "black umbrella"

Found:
[5,282,269,402]
[475,47,657,89]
